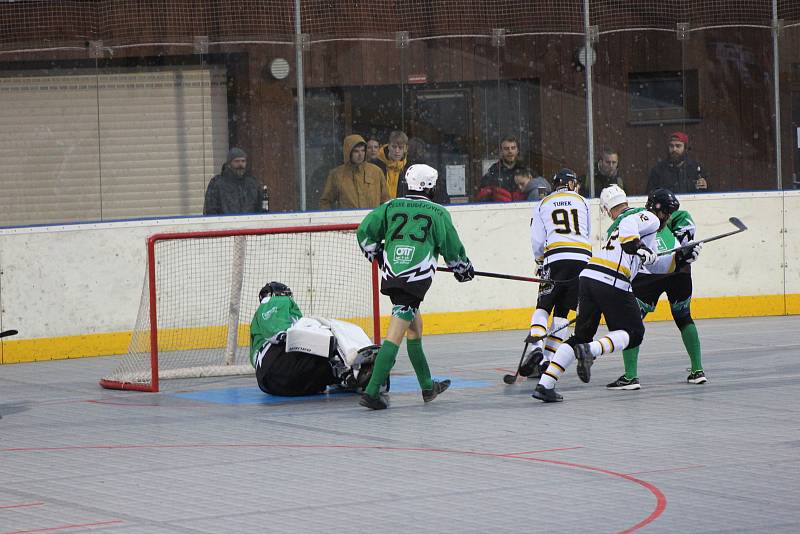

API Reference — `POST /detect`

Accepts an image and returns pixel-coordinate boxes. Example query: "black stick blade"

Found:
[729,217,747,231]
[502,374,518,384]
[0,329,18,338]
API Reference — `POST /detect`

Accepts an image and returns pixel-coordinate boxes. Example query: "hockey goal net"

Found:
[100,223,380,392]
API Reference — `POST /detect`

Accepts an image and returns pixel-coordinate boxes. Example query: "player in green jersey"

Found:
[249,282,302,368]
[356,163,475,410]
[606,188,705,391]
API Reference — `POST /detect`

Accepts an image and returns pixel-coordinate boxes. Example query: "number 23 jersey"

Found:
[530,190,592,265]
[357,195,471,295]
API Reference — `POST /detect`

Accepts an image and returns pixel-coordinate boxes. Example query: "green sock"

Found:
[365,340,399,398]
[622,346,639,379]
[680,323,703,372]
[406,338,433,390]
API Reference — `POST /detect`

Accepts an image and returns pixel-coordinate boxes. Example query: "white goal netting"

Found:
[101,224,378,391]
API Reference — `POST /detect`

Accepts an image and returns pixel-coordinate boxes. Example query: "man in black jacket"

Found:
[581,147,623,198]
[203,147,262,215]
[647,132,710,194]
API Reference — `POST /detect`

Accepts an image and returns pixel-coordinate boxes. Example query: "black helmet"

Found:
[646,188,680,215]
[552,168,578,188]
[258,281,292,302]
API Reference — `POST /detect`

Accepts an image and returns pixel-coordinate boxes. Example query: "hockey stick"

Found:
[502,317,577,384]
[438,266,549,284]
[0,329,18,338]
[658,217,747,256]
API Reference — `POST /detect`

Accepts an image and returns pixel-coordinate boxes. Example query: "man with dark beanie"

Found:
[203,147,263,215]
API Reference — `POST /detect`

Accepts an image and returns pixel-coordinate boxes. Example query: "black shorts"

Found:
[536,259,585,317]
[571,277,645,349]
[633,272,692,309]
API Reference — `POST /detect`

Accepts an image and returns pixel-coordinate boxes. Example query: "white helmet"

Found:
[405,164,438,192]
[600,185,627,214]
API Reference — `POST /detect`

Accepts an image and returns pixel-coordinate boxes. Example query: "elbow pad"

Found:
[620,238,641,255]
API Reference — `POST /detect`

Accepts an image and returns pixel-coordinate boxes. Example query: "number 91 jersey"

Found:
[530,189,592,265]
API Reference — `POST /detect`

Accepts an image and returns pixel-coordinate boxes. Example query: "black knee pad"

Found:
[674,314,694,331]
[628,323,645,349]
[564,335,578,349]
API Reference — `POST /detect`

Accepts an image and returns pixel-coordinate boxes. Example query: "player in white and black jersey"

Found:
[518,168,591,378]
[532,184,678,402]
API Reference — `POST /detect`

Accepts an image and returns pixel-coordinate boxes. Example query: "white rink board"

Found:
[0,191,794,341]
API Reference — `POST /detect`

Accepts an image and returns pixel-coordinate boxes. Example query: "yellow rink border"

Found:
[2,294,798,364]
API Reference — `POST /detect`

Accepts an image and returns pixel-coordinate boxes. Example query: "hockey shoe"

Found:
[359,393,390,410]
[606,375,641,390]
[518,347,544,377]
[422,379,451,403]
[531,384,563,403]
[687,370,707,384]
[575,343,595,383]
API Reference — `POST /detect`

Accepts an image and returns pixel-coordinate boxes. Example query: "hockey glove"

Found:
[362,244,384,267]
[677,242,703,266]
[636,244,657,266]
[452,262,475,283]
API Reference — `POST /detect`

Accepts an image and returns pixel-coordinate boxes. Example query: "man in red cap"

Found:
[647,132,709,194]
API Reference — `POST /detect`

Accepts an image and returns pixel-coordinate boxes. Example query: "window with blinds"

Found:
[0,67,228,227]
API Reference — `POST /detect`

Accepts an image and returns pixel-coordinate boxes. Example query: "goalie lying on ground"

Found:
[249,281,381,396]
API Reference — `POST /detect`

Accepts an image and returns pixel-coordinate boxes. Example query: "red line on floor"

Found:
[0,442,666,533]
[3,519,123,534]
[0,502,44,510]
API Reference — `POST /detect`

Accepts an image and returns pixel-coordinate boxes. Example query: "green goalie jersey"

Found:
[249,295,303,367]
[357,195,471,299]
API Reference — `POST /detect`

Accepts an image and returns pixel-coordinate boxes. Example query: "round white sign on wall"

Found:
[269,58,291,80]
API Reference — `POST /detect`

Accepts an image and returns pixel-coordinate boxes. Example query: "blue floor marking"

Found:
[174,376,491,405]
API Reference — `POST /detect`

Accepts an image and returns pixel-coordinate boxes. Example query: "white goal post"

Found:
[100,223,380,392]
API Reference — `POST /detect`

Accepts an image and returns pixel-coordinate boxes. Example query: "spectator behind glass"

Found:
[319,134,389,210]
[397,137,448,204]
[366,136,382,164]
[477,136,525,202]
[647,132,710,193]
[581,147,623,198]
[513,167,552,201]
[373,130,409,198]
[203,147,262,215]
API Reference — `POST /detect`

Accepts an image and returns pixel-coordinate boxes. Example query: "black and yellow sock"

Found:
[365,340,399,398]
[406,338,433,390]
[680,323,703,372]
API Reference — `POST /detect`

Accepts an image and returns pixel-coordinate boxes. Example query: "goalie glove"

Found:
[636,244,657,266]
[452,261,475,283]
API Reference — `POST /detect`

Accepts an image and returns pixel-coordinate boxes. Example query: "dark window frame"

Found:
[627,70,700,125]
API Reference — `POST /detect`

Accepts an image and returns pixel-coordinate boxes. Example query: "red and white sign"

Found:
[407,73,427,84]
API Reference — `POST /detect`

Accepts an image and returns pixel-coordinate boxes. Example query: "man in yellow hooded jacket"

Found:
[373,130,409,198]
[319,134,390,210]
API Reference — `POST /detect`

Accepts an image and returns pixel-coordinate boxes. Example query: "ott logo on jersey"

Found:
[393,245,416,264]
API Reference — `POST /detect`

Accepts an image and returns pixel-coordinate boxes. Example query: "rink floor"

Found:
[1,315,799,533]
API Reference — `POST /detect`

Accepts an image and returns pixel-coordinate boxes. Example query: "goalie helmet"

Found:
[258,281,292,302]
[552,168,578,189]
[600,184,628,214]
[404,164,438,192]
[645,188,680,215]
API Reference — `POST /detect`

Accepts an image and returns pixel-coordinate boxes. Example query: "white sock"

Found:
[587,330,630,357]
[529,308,549,336]
[544,316,571,362]
[538,343,575,389]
